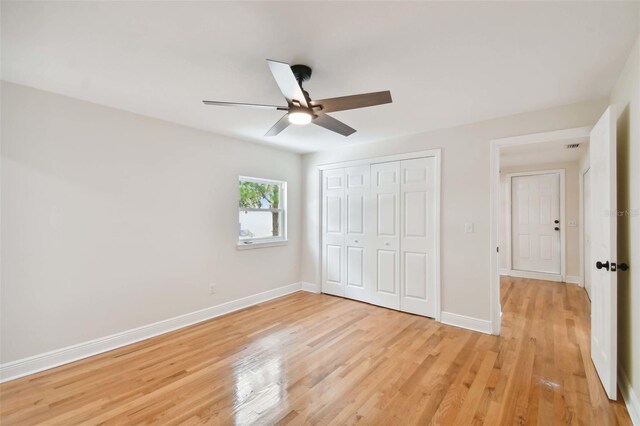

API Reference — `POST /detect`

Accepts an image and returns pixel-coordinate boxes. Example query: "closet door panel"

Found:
[370,162,401,310]
[322,168,346,296]
[400,157,436,317]
[344,165,370,302]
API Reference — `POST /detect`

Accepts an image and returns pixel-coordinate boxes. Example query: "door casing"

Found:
[581,167,592,298]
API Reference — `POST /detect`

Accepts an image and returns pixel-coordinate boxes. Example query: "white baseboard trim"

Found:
[499,268,510,276]
[564,275,580,284]
[508,269,563,282]
[301,282,320,294]
[619,367,640,425]
[440,311,493,335]
[0,282,302,383]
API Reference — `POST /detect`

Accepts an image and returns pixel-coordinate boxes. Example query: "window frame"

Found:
[237,176,287,249]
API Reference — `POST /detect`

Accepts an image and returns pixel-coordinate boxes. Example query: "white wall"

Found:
[302,99,607,322]
[498,161,581,278]
[1,82,302,363]
[611,34,640,419]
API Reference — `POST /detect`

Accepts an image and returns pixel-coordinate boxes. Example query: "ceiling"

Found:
[2,2,638,154]
[500,137,588,169]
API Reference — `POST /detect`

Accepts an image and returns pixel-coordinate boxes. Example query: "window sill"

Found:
[236,240,288,250]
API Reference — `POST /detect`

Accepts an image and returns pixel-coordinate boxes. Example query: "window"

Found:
[238,176,287,247]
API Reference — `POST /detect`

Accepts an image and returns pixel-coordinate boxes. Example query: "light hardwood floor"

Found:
[0,277,632,425]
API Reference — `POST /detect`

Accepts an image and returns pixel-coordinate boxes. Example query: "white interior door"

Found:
[511,173,561,275]
[583,168,592,299]
[589,106,617,400]
[400,158,436,317]
[370,161,401,310]
[322,168,345,297]
[344,166,371,302]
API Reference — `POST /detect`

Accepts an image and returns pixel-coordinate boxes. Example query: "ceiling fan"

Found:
[202,59,392,137]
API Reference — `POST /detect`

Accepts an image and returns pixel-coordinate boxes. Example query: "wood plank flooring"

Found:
[0,277,632,425]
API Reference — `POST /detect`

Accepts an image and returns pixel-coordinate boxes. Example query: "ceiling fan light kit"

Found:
[202,59,392,137]
[287,107,313,125]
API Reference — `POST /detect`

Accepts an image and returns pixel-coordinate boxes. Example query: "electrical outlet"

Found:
[568,220,577,227]
[209,284,216,295]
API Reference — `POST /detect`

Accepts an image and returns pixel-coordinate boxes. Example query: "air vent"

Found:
[566,143,580,149]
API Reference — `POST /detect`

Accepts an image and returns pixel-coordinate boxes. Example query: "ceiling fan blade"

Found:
[266,60,308,108]
[313,114,356,137]
[203,100,288,110]
[265,114,291,137]
[311,91,392,113]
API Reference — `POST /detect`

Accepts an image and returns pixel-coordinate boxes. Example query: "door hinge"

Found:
[497,247,499,253]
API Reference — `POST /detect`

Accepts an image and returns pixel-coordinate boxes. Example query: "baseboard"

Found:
[619,367,640,425]
[564,275,580,284]
[440,311,493,335]
[508,269,563,282]
[300,282,320,294]
[0,282,303,383]
[499,268,510,276]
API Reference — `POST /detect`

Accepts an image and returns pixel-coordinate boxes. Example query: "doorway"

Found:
[490,126,591,335]
[490,112,619,401]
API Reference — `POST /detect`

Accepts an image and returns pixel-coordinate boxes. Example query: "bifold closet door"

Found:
[322,157,437,318]
[370,161,401,310]
[400,157,436,317]
[322,168,345,297]
[344,166,371,302]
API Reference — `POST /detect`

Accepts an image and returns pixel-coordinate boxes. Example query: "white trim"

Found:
[440,312,493,335]
[493,126,592,147]
[564,275,581,284]
[490,126,592,335]
[500,268,510,276]
[301,282,320,293]
[238,175,286,185]
[0,282,303,383]
[505,169,566,280]
[317,149,442,171]
[509,269,563,282]
[579,166,591,288]
[619,367,640,426]
[317,149,442,322]
[236,240,287,250]
[433,150,442,322]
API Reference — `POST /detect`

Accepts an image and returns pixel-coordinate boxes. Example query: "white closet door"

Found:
[400,157,436,317]
[345,166,371,302]
[370,162,401,310]
[322,168,346,296]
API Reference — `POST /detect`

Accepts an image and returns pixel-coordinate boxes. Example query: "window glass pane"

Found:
[238,211,282,240]
[239,181,280,209]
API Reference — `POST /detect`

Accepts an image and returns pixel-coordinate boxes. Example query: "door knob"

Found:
[554,220,559,224]
[596,261,610,271]
[354,240,359,243]
[385,242,390,246]
[619,263,630,271]
[554,227,560,231]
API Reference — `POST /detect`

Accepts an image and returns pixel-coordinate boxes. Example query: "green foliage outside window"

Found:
[239,181,281,236]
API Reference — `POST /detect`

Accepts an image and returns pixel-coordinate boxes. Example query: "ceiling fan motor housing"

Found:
[291,64,312,85]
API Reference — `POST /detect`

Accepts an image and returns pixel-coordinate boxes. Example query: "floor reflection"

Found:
[232,334,286,425]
